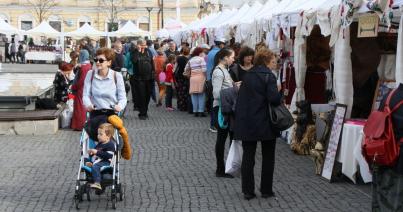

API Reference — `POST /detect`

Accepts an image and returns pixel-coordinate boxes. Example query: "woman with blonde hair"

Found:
[233,48,282,200]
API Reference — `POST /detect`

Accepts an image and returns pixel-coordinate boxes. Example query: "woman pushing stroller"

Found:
[83,47,132,160]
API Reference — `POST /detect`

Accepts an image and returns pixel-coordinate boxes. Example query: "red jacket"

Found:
[165,63,175,83]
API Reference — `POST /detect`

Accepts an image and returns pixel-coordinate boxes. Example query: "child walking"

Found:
[165,54,176,111]
[87,123,116,190]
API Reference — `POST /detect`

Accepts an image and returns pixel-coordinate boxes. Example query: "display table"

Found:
[25,51,60,62]
[337,121,372,183]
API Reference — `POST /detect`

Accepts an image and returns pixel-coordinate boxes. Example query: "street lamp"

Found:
[161,0,164,29]
[146,7,153,31]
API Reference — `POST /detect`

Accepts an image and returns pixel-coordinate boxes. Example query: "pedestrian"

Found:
[229,46,255,82]
[10,41,17,63]
[185,47,207,117]
[372,83,403,211]
[53,62,74,104]
[174,47,190,111]
[111,39,125,72]
[233,49,282,200]
[164,54,176,111]
[212,47,236,178]
[130,39,155,120]
[165,41,179,57]
[147,39,158,58]
[69,51,80,74]
[71,50,92,131]
[154,50,166,106]
[207,38,226,133]
[5,42,11,63]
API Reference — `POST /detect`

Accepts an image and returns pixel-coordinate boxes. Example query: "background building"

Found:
[0,0,199,33]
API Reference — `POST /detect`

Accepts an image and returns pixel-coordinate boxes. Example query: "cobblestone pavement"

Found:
[0,102,371,211]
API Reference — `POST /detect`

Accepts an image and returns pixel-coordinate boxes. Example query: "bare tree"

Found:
[100,0,126,32]
[27,0,58,23]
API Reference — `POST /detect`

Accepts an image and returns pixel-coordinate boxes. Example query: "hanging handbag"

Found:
[265,74,294,131]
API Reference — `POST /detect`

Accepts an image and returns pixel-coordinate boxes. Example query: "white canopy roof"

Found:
[218,3,250,27]
[237,1,264,24]
[109,21,150,37]
[65,23,105,38]
[204,9,238,29]
[156,28,170,38]
[188,13,219,31]
[255,0,281,21]
[164,18,187,30]
[25,21,60,38]
[0,19,20,35]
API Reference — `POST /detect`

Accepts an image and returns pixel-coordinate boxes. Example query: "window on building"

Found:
[21,21,33,30]
[139,23,149,31]
[49,21,61,32]
[79,22,91,27]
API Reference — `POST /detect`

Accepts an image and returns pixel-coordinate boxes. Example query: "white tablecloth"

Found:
[337,123,372,183]
[25,51,57,61]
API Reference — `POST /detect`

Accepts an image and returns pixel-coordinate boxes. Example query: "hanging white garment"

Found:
[396,15,403,84]
[317,10,332,37]
[290,19,307,112]
[378,54,396,81]
[333,28,354,118]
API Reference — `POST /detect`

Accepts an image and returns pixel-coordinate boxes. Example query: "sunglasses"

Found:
[94,58,107,63]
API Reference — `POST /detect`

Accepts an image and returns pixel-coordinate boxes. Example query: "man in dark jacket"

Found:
[131,39,155,120]
[111,40,125,72]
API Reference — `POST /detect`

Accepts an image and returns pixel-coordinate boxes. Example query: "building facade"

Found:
[0,0,199,33]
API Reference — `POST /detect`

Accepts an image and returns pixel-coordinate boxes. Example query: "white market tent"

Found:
[25,21,60,38]
[217,3,251,28]
[0,19,20,35]
[156,28,170,39]
[109,21,150,37]
[164,18,187,31]
[65,23,105,38]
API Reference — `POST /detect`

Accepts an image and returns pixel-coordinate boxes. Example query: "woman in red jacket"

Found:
[71,49,92,130]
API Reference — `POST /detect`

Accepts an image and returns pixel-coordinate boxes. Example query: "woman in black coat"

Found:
[233,49,281,200]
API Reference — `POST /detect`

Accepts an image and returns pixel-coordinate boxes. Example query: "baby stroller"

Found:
[74,112,125,209]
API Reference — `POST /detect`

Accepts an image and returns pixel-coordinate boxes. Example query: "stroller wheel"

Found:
[119,184,125,201]
[111,189,117,209]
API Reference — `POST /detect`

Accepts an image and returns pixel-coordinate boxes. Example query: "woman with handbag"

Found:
[233,49,282,200]
[184,47,207,117]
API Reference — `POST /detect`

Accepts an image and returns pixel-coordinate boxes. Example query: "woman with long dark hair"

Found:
[212,47,237,178]
[174,47,190,111]
[229,46,255,82]
[233,49,282,200]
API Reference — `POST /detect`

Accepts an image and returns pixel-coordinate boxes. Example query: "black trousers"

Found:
[213,106,233,174]
[129,76,138,108]
[134,79,153,117]
[165,85,173,108]
[241,140,276,195]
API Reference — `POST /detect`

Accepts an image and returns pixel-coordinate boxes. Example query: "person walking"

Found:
[154,50,167,106]
[164,54,176,111]
[233,49,282,200]
[186,47,207,117]
[131,39,155,120]
[71,50,92,130]
[10,41,17,63]
[229,46,255,82]
[207,39,226,133]
[111,39,125,72]
[212,48,236,178]
[174,47,190,111]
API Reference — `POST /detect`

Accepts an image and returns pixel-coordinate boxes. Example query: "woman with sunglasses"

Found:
[83,48,127,141]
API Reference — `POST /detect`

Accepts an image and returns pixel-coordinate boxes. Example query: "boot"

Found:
[107,115,132,160]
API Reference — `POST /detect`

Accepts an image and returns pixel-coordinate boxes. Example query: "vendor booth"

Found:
[176,0,403,184]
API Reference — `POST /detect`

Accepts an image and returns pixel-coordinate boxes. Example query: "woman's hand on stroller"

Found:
[87,104,95,112]
[113,105,122,113]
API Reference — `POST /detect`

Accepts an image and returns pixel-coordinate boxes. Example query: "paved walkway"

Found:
[0,102,371,211]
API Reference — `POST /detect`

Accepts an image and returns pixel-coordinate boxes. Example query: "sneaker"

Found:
[209,126,217,133]
[90,183,102,190]
[166,107,174,111]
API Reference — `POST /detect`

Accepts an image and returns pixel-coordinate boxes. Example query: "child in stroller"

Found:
[85,123,116,191]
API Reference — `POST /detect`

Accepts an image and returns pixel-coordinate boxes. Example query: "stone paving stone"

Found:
[0,100,371,211]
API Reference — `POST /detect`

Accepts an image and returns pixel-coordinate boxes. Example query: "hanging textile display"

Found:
[334,28,354,118]
[396,14,403,84]
[290,15,307,112]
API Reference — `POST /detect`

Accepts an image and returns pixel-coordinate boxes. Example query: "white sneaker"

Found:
[209,127,217,133]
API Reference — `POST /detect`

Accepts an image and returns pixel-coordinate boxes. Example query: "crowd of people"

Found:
[4,39,27,64]
[51,36,284,200]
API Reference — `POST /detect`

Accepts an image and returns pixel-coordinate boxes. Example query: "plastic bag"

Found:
[225,140,243,177]
[60,99,74,128]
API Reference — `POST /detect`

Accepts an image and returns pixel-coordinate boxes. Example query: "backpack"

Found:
[362,89,403,166]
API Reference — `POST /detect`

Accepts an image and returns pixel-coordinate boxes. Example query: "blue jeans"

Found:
[191,93,205,113]
[91,161,110,183]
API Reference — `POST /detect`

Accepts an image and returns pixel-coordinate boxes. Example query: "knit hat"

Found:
[79,49,90,63]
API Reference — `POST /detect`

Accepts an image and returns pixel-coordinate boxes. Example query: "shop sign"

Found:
[358,14,379,38]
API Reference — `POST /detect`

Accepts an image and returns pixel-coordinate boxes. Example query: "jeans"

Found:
[191,93,205,113]
[241,140,276,195]
[165,85,173,108]
[213,106,233,174]
[91,161,110,183]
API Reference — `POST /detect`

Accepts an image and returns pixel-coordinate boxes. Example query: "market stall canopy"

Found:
[217,3,251,27]
[204,9,238,29]
[164,18,187,30]
[65,23,106,38]
[109,21,150,37]
[0,19,20,35]
[254,0,281,22]
[25,21,60,38]
[156,28,170,38]
[236,1,264,25]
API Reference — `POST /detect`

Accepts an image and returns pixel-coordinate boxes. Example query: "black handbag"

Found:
[268,103,294,131]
